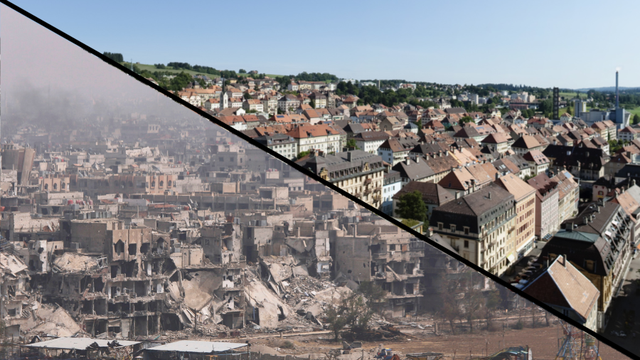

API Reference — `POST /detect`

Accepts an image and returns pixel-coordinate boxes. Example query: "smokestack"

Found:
[616,70,620,110]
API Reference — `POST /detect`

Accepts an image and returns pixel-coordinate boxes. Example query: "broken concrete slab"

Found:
[244,279,292,328]
[52,253,104,273]
[292,265,309,277]
[181,270,222,311]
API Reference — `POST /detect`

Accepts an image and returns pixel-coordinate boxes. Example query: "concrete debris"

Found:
[181,270,220,311]
[245,279,292,328]
[52,252,105,273]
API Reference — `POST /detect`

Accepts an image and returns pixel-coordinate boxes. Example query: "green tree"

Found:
[325,304,349,341]
[633,114,640,124]
[297,151,310,159]
[539,99,554,117]
[243,92,252,100]
[396,191,427,222]
[346,138,359,150]
[357,281,387,304]
[437,272,464,334]
[239,69,247,74]
[310,99,316,108]
[460,116,474,124]
[463,287,485,333]
[325,292,376,341]
[103,52,124,62]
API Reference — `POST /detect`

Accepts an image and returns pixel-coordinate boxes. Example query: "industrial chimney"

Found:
[616,70,620,110]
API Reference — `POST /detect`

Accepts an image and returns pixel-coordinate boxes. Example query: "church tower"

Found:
[220,78,229,109]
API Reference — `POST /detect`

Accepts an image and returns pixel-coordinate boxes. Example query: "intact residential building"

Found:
[541,201,633,329]
[618,126,639,142]
[278,94,301,112]
[552,170,580,222]
[523,255,600,332]
[297,150,385,207]
[353,131,390,154]
[495,173,537,258]
[392,181,454,220]
[377,138,421,166]
[523,150,550,176]
[481,133,510,154]
[392,157,436,185]
[527,173,560,241]
[431,183,516,276]
[381,171,402,215]
[379,116,404,131]
[511,135,543,155]
[254,134,298,160]
[287,124,342,155]
[543,145,606,181]
[243,99,264,113]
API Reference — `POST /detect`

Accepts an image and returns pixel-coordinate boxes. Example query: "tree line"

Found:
[103,52,124,63]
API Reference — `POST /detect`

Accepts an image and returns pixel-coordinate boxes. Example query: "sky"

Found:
[3,0,640,89]
[0,4,212,129]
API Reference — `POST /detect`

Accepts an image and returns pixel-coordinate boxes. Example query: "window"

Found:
[464,240,469,248]
[464,227,469,235]
[585,260,595,272]
[438,223,443,231]
[450,224,456,232]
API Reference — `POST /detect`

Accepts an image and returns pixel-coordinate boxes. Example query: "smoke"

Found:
[2,76,216,143]
[3,80,93,133]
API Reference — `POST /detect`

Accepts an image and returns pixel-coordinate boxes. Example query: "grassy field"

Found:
[125,62,283,78]
[559,91,586,100]
[627,106,640,117]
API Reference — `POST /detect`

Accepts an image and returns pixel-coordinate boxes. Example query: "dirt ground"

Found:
[248,324,631,360]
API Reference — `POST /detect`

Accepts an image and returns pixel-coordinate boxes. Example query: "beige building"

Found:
[552,170,580,222]
[495,173,537,259]
[243,99,264,112]
[297,150,385,208]
[430,183,516,276]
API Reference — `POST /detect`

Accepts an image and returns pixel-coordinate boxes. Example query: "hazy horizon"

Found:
[4,0,640,90]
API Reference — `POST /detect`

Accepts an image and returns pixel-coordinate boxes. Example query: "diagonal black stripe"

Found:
[1,1,636,358]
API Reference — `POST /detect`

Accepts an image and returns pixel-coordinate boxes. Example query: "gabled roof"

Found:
[392,181,454,206]
[512,135,541,149]
[431,182,514,217]
[287,124,340,138]
[495,172,536,201]
[379,137,420,152]
[353,131,390,142]
[392,158,436,181]
[481,133,509,144]
[523,150,550,165]
[523,255,599,322]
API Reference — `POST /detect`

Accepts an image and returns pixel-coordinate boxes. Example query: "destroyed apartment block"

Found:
[29,218,196,338]
[0,252,33,337]
[334,222,424,318]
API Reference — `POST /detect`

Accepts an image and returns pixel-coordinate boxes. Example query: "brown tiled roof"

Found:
[523,150,550,165]
[512,135,541,149]
[523,255,599,321]
[481,133,509,144]
[425,152,460,174]
[495,172,536,201]
[287,124,340,138]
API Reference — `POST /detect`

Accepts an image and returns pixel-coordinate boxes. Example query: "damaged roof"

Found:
[24,337,140,350]
[147,340,248,354]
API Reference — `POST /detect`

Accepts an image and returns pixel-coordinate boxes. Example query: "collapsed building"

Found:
[0,128,456,341]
